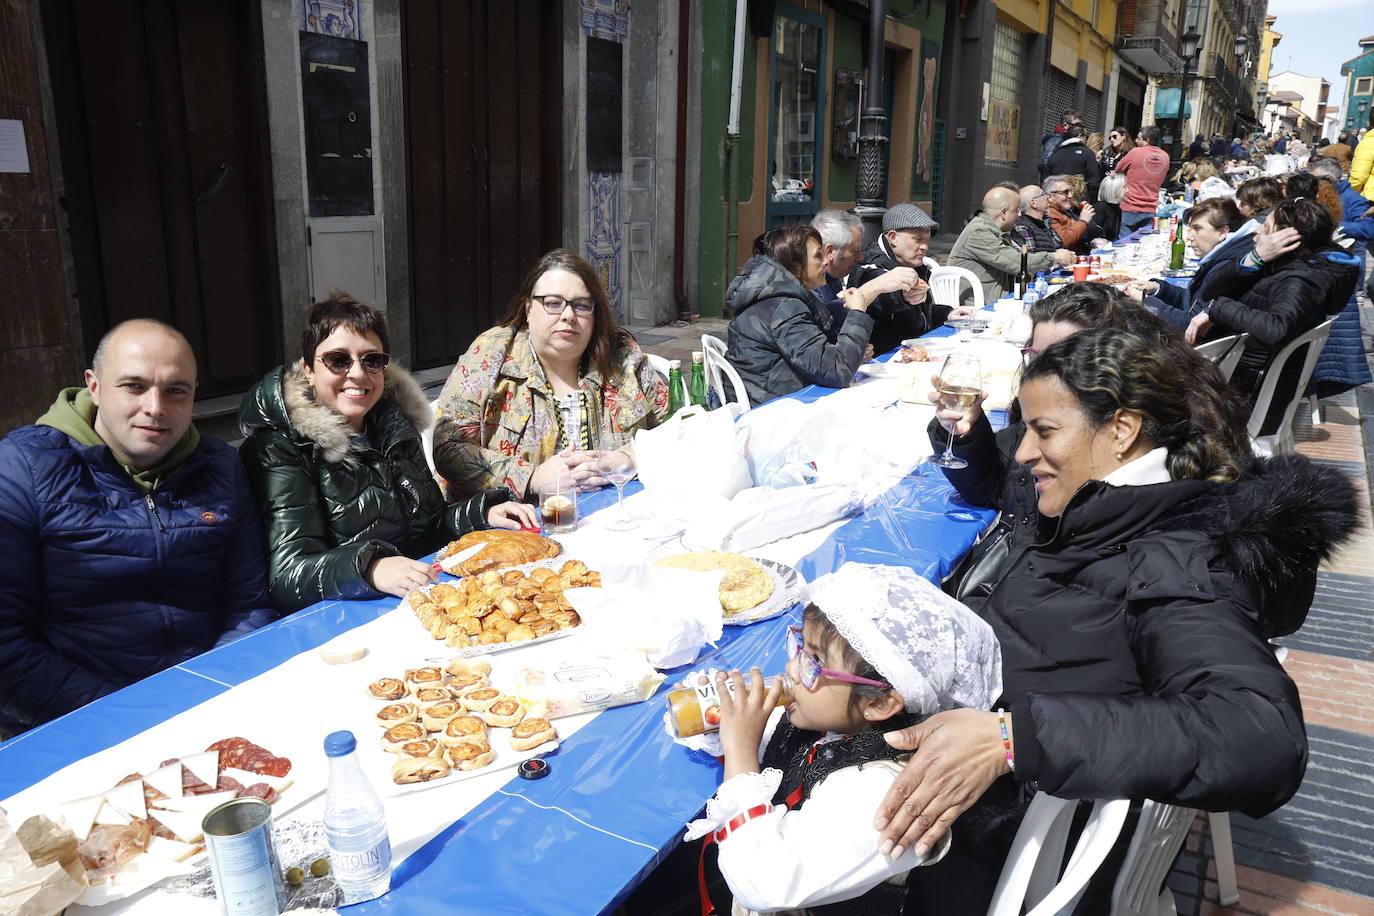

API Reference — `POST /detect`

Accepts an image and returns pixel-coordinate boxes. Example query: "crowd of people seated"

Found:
[1,111,1371,916]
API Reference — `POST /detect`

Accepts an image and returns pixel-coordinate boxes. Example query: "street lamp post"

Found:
[1172,27,1202,167]
[855,0,889,246]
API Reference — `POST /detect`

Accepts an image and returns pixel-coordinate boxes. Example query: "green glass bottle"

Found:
[1169,215,1186,270]
[690,351,708,407]
[667,360,686,417]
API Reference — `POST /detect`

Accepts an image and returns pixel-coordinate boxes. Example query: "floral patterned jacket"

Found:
[432,325,669,499]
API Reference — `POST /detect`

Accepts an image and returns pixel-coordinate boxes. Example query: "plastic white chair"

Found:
[1247,319,1334,457]
[422,397,440,474]
[929,265,986,311]
[923,256,941,271]
[987,793,1131,916]
[1192,333,1248,383]
[1110,801,1197,916]
[700,334,750,415]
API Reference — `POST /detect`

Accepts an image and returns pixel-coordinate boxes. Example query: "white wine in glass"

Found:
[930,353,982,470]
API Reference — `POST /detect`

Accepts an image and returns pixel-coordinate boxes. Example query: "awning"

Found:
[1154,87,1193,119]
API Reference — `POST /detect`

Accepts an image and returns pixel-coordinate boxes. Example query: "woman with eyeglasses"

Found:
[432,249,668,502]
[893,329,1357,914]
[239,294,535,613]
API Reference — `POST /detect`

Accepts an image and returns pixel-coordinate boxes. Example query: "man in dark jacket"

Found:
[1038,109,1082,176]
[1012,185,1063,252]
[1187,134,1209,161]
[0,319,273,738]
[844,203,971,354]
[1042,125,1102,196]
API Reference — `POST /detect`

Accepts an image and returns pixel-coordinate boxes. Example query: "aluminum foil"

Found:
[161,818,341,911]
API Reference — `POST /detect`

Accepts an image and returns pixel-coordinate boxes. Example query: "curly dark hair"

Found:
[301,292,389,366]
[1021,328,1251,483]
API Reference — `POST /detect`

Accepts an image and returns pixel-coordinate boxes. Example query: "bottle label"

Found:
[682,671,788,732]
[326,832,392,899]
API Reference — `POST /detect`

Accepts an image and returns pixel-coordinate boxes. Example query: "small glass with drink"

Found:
[538,480,579,534]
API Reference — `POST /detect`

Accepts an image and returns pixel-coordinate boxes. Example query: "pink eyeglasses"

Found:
[786,626,892,690]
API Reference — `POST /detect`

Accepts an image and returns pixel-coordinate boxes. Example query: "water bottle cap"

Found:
[324,730,357,757]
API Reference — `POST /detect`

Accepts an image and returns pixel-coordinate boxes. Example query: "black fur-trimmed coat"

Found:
[977,453,1360,816]
[239,364,510,612]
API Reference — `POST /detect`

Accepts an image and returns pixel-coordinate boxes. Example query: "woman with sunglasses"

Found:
[239,294,535,613]
[685,564,1000,916]
[432,249,667,501]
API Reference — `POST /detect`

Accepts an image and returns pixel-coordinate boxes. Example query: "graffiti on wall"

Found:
[917,52,937,184]
[301,0,363,40]
[986,98,1022,165]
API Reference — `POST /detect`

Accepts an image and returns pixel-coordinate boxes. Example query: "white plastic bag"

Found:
[684,483,863,553]
[564,565,725,669]
[635,404,752,503]
[737,399,818,489]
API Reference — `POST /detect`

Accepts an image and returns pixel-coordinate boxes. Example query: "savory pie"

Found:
[654,550,775,614]
[437,530,561,576]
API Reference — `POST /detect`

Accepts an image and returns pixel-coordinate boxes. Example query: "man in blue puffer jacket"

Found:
[0,319,274,738]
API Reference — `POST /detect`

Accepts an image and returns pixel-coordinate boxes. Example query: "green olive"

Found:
[284,866,304,886]
[309,857,331,877]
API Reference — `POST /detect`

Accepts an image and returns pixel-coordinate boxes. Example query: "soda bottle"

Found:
[323,731,392,904]
[689,351,708,408]
[666,673,795,737]
[667,360,686,417]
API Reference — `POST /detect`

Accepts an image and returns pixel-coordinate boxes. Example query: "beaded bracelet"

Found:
[996,708,1015,771]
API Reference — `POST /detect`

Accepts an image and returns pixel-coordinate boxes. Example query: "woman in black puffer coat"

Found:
[890,328,1359,914]
[726,223,875,405]
[240,295,534,613]
[1185,198,1360,434]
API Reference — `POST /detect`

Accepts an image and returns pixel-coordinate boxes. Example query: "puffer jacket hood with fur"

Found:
[239,364,508,612]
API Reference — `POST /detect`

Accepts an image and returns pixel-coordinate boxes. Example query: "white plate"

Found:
[642,549,804,625]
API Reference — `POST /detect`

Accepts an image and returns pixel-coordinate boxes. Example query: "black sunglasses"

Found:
[315,351,391,375]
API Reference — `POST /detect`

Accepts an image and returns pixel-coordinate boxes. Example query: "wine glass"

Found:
[929,352,982,470]
[598,448,638,531]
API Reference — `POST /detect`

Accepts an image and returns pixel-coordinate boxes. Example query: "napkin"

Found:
[564,564,726,669]
[0,812,85,916]
[684,483,863,554]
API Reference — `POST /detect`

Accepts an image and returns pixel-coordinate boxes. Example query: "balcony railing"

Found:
[1207,55,1244,104]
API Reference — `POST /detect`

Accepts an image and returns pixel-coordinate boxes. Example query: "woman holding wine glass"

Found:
[886,327,1359,914]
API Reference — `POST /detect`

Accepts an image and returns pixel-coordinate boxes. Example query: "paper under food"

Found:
[0,811,86,916]
[510,650,665,720]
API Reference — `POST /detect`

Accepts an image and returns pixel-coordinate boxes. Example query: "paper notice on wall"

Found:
[0,120,31,174]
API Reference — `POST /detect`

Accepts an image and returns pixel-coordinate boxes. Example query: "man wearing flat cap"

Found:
[846,203,971,355]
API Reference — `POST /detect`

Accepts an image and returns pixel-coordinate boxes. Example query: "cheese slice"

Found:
[143,763,183,800]
[56,794,104,841]
[104,779,148,821]
[151,790,236,815]
[219,768,292,793]
[180,751,220,789]
[146,835,202,863]
[148,807,207,844]
[93,801,132,826]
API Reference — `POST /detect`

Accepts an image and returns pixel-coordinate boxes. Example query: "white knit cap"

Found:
[804,563,1003,716]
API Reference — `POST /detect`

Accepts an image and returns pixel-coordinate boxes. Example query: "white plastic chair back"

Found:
[1247,318,1334,457]
[929,265,986,311]
[987,793,1130,916]
[923,256,941,271]
[700,334,750,415]
[1110,800,1197,916]
[1192,333,1248,383]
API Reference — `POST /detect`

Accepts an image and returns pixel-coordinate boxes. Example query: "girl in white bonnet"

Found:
[684,562,1002,915]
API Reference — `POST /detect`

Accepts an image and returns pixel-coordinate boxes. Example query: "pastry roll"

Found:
[460,688,503,712]
[420,700,463,732]
[380,722,427,751]
[445,741,495,771]
[367,677,409,701]
[445,658,493,678]
[413,686,451,705]
[376,703,420,727]
[509,717,558,752]
[441,715,489,746]
[447,671,490,695]
[405,666,447,690]
[504,624,537,643]
[479,697,525,728]
[393,738,444,759]
[428,583,459,605]
[392,756,450,785]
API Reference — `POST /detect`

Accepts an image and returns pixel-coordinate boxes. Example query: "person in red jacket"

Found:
[1113,125,1170,239]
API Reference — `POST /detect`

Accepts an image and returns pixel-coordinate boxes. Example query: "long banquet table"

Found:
[0,338,1001,915]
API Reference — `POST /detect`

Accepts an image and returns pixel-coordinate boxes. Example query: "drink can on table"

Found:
[203,797,287,916]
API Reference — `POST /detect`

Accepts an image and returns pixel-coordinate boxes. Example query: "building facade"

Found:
[1269,71,1332,142]
[1339,36,1374,134]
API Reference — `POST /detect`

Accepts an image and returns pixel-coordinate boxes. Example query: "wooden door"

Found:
[402,0,562,369]
[42,0,280,397]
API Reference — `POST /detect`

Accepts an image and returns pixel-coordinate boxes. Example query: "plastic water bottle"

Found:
[1022,288,1040,311]
[1033,272,1048,298]
[323,731,392,904]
